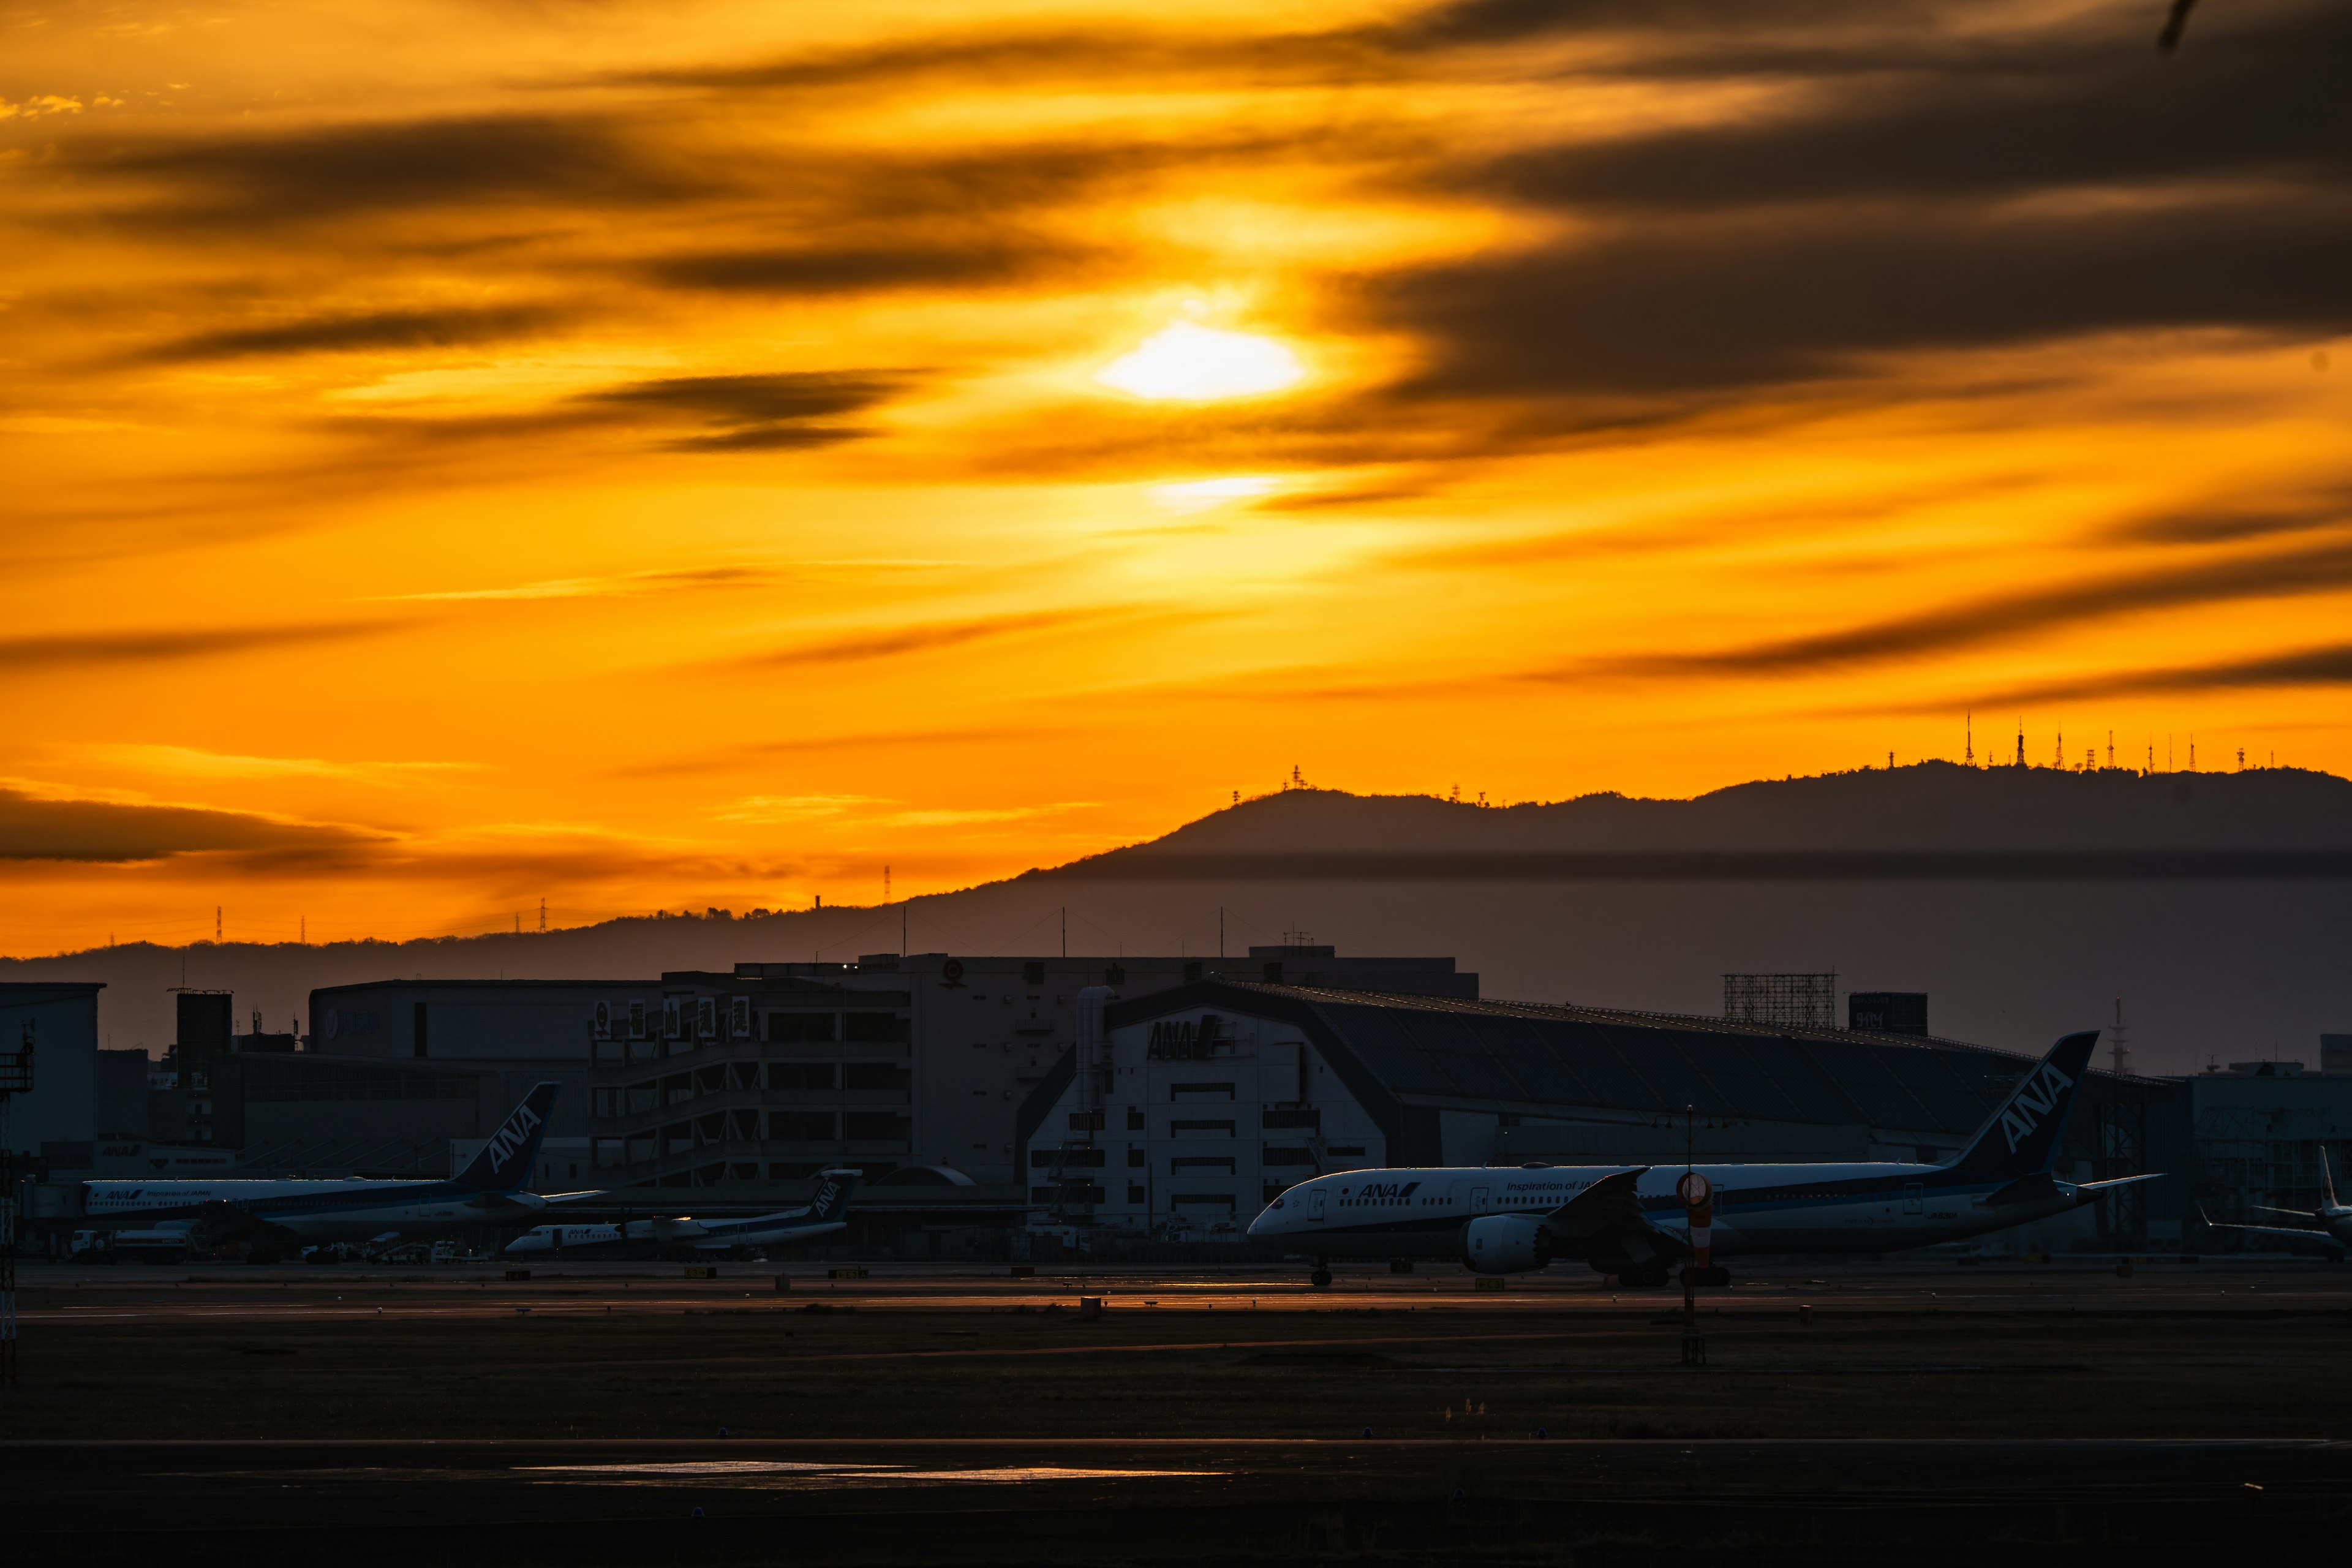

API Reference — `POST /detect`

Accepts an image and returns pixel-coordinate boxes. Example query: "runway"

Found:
[12,1257,2352,1561]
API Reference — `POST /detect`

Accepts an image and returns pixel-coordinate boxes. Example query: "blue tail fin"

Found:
[810,1168,862,1223]
[454,1082,562,1192]
[1949,1032,2100,1180]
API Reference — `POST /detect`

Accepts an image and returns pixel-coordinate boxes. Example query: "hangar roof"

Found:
[1108,981,2046,1137]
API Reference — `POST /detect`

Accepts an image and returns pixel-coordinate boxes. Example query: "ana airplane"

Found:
[82,1082,567,1254]
[2200,1149,2350,1262]
[505,1167,862,1257]
[1248,1031,2159,1286]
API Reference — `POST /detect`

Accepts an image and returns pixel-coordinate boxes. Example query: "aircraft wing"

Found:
[537,1189,609,1207]
[1981,1171,2163,1208]
[1540,1167,1682,1256]
[2199,1208,2340,1248]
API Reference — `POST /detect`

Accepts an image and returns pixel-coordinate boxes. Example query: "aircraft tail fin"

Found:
[1948,1032,2100,1181]
[810,1168,862,1223]
[2324,1148,2339,1210]
[453,1082,562,1192]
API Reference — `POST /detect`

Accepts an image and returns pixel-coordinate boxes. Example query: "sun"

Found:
[1096,322,1305,402]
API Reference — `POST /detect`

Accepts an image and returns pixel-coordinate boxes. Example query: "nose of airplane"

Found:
[1247,1199,1286,1237]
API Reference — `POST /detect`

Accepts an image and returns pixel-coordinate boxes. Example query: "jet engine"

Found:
[1461,1215,1553,1275]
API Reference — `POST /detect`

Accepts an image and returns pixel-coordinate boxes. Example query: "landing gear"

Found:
[1310,1264,1333,1289]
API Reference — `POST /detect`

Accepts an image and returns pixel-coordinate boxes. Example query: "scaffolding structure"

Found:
[1722,973,1838,1031]
[2095,1096,2147,1248]
[0,1022,30,1387]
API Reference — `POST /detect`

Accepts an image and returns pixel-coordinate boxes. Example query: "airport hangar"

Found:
[1016,981,2190,1255]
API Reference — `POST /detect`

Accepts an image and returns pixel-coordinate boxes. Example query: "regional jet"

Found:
[1248,1031,2157,1286]
[504,1167,861,1257]
[2199,1150,2350,1262]
[81,1082,566,1254]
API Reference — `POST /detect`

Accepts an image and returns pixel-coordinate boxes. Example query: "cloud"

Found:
[724,611,1090,669]
[644,239,1081,296]
[1962,639,2352,707]
[609,725,1055,779]
[88,115,710,228]
[0,622,394,674]
[66,745,480,785]
[1349,0,2352,410]
[1589,535,2352,677]
[0,786,382,863]
[718,794,1096,828]
[132,304,565,363]
[578,371,905,451]
[1474,7,2350,213]
[1374,197,2352,405]
[376,567,777,603]
[2102,486,2352,545]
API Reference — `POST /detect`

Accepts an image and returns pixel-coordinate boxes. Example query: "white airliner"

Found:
[1248,1031,2159,1286]
[2201,1150,2350,1262]
[82,1082,567,1251]
[505,1167,861,1257]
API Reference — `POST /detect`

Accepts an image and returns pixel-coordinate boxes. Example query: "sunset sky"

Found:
[3,0,2346,953]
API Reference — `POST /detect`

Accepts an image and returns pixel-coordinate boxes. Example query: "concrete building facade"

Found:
[0,982,100,1164]
[586,947,1474,1192]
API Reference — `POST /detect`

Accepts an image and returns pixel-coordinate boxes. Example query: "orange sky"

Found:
[2,0,2347,953]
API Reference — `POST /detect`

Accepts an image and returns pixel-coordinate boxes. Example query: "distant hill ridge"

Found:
[1076,762,2352,859]
[7,760,2350,1067]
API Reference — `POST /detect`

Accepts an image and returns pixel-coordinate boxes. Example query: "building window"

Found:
[1126,1106,1145,1131]
[1127,1147,1146,1167]
[1023,962,1046,985]
[1262,1146,1316,1166]
[592,1088,622,1119]
[1069,1109,1104,1131]
[1170,1119,1235,1138]
[845,1012,909,1042]
[845,1112,911,1142]
[1170,1156,1235,1174]
[1170,1082,1235,1101]
[769,1110,835,1140]
[1170,1193,1235,1211]
[1327,1145,1366,1157]
[1128,1183,1147,1204]
[767,1012,837,1042]
[1031,1147,1106,1167]
[769,1061,835,1092]
[1034,1183,1102,1203]
[843,1062,907,1091]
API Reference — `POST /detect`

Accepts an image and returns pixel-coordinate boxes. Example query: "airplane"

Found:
[2199,1149,2350,1262]
[81,1082,568,1256]
[505,1167,862,1257]
[1248,1030,2160,1286]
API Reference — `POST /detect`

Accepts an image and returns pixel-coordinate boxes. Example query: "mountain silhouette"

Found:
[9,760,2348,1076]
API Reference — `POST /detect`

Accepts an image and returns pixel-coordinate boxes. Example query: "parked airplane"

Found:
[505,1167,862,1257]
[2199,1150,2350,1262]
[81,1082,566,1254]
[1248,1031,2158,1286]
